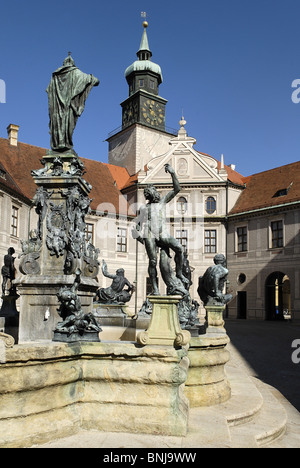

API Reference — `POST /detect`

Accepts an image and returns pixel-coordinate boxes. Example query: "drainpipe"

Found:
[225,181,229,318]
[135,235,138,316]
[225,181,229,258]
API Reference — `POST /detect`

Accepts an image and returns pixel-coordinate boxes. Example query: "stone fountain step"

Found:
[224,365,264,427]
[264,386,300,448]
[33,355,295,448]
[185,363,282,448]
[227,371,287,447]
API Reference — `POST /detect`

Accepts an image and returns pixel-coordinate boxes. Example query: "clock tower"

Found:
[108,21,174,174]
[122,20,167,130]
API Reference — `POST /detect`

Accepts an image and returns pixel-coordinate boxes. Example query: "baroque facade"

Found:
[0,23,299,321]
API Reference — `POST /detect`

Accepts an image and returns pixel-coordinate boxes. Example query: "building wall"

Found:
[108,124,174,175]
[227,205,300,321]
[0,190,32,266]
[2,165,299,323]
[0,189,35,306]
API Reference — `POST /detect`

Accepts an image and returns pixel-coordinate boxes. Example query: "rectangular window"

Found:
[271,220,283,248]
[117,227,127,252]
[139,79,144,88]
[176,229,188,254]
[85,223,94,244]
[237,226,247,252]
[204,229,217,253]
[150,80,155,89]
[11,206,18,237]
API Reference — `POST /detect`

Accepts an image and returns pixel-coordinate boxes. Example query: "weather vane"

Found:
[141,11,148,27]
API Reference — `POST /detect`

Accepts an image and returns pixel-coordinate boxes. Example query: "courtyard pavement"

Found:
[225,319,300,412]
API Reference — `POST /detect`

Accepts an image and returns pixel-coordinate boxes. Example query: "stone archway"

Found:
[265,272,291,321]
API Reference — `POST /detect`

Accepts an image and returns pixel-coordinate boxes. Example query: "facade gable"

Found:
[140,121,226,185]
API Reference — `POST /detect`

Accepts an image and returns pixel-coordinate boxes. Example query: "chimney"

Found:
[7,124,19,146]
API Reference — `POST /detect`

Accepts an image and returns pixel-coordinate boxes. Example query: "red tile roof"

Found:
[81,157,134,216]
[230,161,300,215]
[0,138,45,201]
[104,163,131,191]
[121,171,139,190]
[0,159,25,199]
[216,161,245,185]
[0,138,133,216]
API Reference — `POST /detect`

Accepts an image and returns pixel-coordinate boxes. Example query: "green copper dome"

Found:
[125,60,163,83]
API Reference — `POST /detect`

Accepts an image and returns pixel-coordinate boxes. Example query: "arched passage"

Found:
[265,272,291,320]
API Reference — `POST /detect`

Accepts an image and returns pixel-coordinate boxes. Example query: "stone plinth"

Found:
[184,333,231,407]
[93,303,143,341]
[205,304,226,334]
[0,341,189,447]
[137,295,191,347]
[16,275,97,343]
[93,303,133,324]
[52,330,100,343]
[184,304,231,407]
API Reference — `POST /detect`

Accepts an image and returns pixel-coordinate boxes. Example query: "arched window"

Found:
[265,272,290,320]
[177,196,187,214]
[206,196,216,214]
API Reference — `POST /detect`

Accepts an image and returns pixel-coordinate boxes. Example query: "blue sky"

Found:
[1,0,300,177]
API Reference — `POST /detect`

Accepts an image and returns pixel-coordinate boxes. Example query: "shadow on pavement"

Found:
[225,319,300,412]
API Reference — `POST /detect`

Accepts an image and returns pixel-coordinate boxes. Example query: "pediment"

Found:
[141,144,224,184]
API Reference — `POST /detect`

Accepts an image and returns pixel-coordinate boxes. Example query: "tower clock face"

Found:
[122,100,138,127]
[141,99,164,127]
